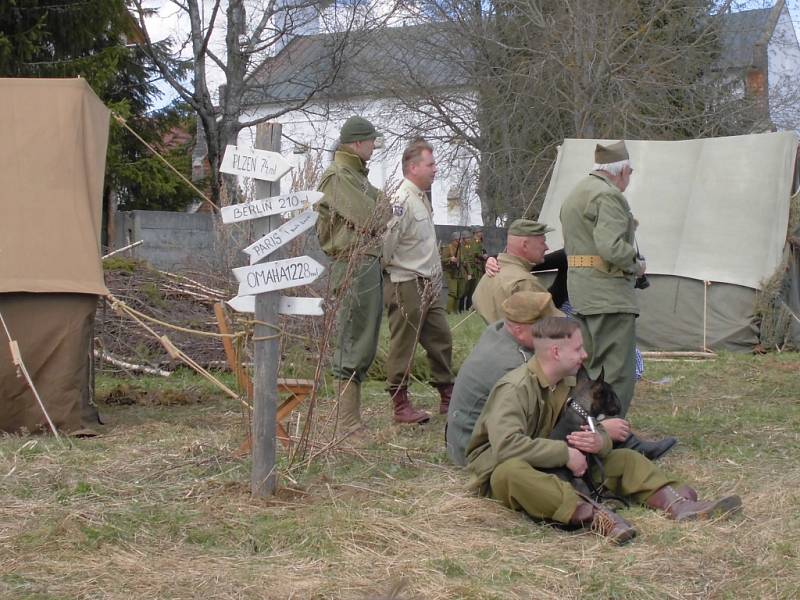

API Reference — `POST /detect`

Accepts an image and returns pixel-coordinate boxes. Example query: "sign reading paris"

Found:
[219,145,292,181]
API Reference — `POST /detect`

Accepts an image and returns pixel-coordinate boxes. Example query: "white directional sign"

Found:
[219,145,292,182]
[243,210,318,264]
[233,255,325,296]
[227,294,324,316]
[220,191,323,224]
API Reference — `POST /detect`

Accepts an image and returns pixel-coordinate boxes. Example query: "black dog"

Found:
[544,366,623,503]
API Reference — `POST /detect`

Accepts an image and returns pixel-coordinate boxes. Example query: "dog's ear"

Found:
[577,365,590,383]
[597,366,605,384]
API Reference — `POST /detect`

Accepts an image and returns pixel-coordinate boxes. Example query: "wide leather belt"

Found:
[567,255,604,268]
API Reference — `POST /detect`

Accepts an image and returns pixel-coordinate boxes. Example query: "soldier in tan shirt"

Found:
[383,139,454,423]
[472,219,564,324]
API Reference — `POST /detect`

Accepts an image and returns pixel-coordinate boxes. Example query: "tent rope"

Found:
[0,308,60,438]
[104,296,252,410]
[111,112,219,212]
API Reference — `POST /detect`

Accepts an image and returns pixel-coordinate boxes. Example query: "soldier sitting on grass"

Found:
[465,316,742,545]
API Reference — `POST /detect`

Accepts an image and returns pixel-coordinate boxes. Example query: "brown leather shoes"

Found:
[569,500,637,545]
[390,387,430,424]
[645,485,742,521]
[436,383,453,414]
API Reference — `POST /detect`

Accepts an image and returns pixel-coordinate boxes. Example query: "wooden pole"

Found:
[251,123,283,497]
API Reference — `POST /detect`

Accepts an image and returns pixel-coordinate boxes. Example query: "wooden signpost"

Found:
[242,210,319,264]
[227,294,324,316]
[219,191,323,225]
[219,125,324,498]
[219,144,292,182]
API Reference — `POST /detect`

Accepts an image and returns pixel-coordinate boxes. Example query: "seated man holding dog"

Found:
[466,316,741,544]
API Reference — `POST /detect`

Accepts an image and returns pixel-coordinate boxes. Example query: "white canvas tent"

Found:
[538,132,800,351]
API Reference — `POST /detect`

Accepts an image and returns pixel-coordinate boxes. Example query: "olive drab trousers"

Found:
[489,449,675,524]
[330,256,383,384]
[384,278,454,388]
[576,312,637,417]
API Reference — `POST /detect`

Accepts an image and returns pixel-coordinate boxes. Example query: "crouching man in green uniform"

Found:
[316,116,389,439]
[466,316,742,544]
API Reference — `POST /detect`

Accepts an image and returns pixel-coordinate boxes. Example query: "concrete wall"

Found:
[113,210,507,272]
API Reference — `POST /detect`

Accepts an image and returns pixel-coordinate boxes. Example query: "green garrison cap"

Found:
[340,116,378,144]
[594,140,629,163]
[501,291,555,324]
[507,219,554,237]
[450,231,463,241]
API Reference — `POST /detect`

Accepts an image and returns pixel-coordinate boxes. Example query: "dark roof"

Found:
[246,6,789,106]
[717,7,775,69]
[245,24,470,105]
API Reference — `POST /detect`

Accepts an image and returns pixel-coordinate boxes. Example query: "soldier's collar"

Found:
[498,252,533,271]
[335,150,369,174]
[527,356,576,391]
[589,170,615,188]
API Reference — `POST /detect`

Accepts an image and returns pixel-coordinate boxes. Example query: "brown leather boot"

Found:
[645,485,742,521]
[391,387,430,424]
[569,500,637,545]
[435,383,453,414]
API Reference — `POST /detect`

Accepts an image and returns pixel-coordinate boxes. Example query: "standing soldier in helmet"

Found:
[316,116,389,440]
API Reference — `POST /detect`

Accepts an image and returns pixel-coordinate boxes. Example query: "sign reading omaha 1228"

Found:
[233,255,325,296]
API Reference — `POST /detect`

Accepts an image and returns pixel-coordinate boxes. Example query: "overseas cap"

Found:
[340,116,378,144]
[501,291,555,324]
[450,231,463,241]
[594,140,629,164]
[508,219,554,237]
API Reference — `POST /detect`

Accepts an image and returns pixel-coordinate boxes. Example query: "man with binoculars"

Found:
[559,140,646,418]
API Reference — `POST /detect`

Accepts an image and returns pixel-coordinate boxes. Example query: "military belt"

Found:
[567,255,604,268]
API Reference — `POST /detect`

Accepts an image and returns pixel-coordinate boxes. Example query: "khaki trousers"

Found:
[489,449,674,524]
[576,312,637,417]
[330,256,383,384]
[384,278,454,388]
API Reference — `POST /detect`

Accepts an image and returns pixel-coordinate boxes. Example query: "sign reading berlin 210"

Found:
[233,255,325,296]
[220,191,323,224]
[219,145,292,182]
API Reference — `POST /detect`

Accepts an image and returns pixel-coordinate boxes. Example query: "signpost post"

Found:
[250,124,282,497]
[219,124,325,498]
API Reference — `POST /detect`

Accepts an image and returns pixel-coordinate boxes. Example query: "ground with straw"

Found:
[1,317,799,599]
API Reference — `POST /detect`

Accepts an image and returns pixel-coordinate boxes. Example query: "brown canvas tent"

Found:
[0,78,110,433]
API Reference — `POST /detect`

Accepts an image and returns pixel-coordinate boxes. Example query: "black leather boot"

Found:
[618,433,677,460]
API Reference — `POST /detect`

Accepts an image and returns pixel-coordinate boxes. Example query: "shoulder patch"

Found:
[392,204,405,217]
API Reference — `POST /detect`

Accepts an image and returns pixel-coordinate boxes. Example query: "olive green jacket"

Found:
[559,171,639,315]
[465,357,611,491]
[472,253,561,324]
[316,151,386,259]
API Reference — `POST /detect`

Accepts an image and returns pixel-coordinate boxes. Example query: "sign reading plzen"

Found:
[220,191,323,224]
[233,255,324,296]
[219,145,292,182]
[243,210,318,264]
[227,295,324,316]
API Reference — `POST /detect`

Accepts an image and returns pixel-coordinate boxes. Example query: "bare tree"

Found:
[361,0,799,223]
[130,0,399,207]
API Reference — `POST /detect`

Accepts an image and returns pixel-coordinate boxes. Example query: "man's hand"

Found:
[566,447,588,477]
[635,258,647,277]
[591,417,630,442]
[449,256,458,264]
[485,256,500,277]
[567,431,603,455]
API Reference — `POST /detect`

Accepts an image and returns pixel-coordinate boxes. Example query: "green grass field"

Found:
[1,316,799,599]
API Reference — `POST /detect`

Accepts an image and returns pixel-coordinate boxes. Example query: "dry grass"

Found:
[2,351,799,599]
